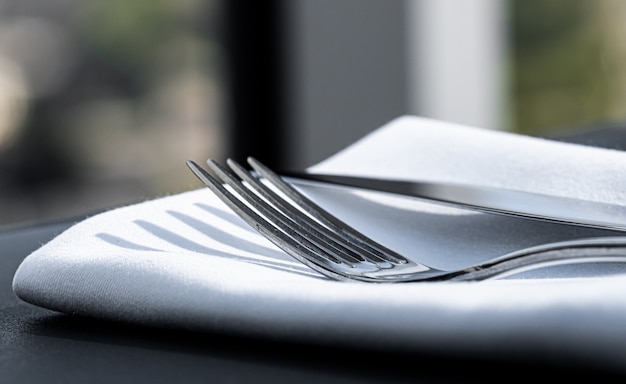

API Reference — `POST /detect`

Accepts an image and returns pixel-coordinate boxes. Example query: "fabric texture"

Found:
[12,115,626,372]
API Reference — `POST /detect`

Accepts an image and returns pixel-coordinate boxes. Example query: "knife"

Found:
[280,171,626,232]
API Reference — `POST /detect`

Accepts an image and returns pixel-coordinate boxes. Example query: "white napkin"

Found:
[12,116,626,372]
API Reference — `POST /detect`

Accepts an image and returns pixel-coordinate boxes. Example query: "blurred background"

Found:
[1,0,626,229]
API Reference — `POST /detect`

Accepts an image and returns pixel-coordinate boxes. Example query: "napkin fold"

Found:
[12,116,626,372]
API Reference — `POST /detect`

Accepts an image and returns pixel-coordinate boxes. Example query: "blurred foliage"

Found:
[73,0,212,78]
[510,0,626,136]
[76,0,175,68]
[0,0,223,227]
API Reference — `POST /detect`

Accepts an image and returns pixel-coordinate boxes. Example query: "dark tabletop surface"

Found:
[4,126,626,383]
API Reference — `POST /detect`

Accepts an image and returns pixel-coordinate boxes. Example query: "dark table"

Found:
[4,125,626,382]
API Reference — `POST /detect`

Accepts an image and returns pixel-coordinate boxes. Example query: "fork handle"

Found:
[446,237,626,281]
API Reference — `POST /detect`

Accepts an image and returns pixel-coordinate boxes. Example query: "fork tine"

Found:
[246,156,408,265]
[189,159,626,283]
[187,160,361,280]
[223,158,393,267]
[206,159,372,265]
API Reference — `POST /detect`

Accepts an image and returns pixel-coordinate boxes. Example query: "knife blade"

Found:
[280,171,626,232]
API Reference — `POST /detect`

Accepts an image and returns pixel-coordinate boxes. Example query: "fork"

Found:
[186,157,626,282]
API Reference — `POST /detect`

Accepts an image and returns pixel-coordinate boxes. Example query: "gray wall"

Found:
[283,0,507,168]
[284,0,409,168]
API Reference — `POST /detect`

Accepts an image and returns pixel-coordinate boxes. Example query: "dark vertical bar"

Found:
[221,0,287,169]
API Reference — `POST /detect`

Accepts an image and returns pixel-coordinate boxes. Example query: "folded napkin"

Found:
[12,116,626,372]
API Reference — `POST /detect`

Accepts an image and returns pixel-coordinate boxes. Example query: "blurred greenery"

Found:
[0,0,224,227]
[510,0,626,136]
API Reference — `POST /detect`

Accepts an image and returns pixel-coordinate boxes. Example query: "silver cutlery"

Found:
[279,170,626,232]
[187,157,626,282]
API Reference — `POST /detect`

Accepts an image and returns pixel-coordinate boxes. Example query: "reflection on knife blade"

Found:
[280,171,626,232]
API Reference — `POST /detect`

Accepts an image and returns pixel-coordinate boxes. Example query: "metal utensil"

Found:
[280,171,626,232]
[187,157,626,282]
